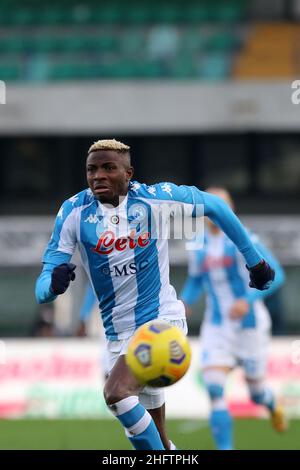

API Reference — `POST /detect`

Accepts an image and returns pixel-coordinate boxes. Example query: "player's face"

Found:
[86,150,133,206]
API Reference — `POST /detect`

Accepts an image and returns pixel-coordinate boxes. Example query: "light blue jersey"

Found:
[36,181,264,340]
[182,230,285,328]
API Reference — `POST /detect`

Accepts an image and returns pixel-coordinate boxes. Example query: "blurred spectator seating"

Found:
[234,23,299,79]
[6,3,300,81]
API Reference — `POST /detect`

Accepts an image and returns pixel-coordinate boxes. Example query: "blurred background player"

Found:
[76,282,110,379]
[76,282,97,338]
[181,187,287,450]
[35,140,275,450]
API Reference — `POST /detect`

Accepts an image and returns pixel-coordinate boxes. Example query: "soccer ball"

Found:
[126,320,191,387]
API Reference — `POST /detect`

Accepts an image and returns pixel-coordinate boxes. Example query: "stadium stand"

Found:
[0,0,247,81]
[234,22,299,79]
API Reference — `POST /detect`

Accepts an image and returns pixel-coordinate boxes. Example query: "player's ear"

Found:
[126,166,134,182]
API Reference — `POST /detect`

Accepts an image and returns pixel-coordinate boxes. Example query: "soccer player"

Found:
[35,139,275,450]
[181,187,287,450]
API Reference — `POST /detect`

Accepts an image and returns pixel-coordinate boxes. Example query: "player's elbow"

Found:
[204,192,226,218]
[204,193,237,231]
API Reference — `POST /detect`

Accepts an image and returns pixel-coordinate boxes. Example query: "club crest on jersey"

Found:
[131,205,147,221]
[93,230,150,255]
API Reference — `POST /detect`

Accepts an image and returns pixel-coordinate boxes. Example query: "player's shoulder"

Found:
[64,188,94,206]
[128,180,196,202]
[58,189,95,216]
[128,180,173,200]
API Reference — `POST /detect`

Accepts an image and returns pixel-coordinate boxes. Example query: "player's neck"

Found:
[99,194,127,208]
[111,195,126,207]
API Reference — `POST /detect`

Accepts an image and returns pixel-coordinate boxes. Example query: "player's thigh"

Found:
[104,354,142,404]
[237,328,269,380]
[200,323,236,370]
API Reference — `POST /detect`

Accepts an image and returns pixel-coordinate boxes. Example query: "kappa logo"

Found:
[85,214,98,224]
[147,186,156,196]
[69,195,79,205]
[57,207,64,219]
[161,183,172,197]
[131,182,141,193]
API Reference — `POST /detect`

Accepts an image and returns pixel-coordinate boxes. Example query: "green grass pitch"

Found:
[0,419,299,450]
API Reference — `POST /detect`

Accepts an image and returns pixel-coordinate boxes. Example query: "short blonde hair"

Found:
[88,139,130,154]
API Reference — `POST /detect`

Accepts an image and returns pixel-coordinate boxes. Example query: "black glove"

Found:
[50,263,76,295]
[247,260,275,291]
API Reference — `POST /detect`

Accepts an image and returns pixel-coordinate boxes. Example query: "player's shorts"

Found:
[200,303,271,380]
[106,317,188,410]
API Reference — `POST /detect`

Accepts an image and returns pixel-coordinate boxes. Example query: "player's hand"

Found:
[50,263,76,295]
[247,259,275,290]
[76,321,87,337]
[229,299,249,319]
